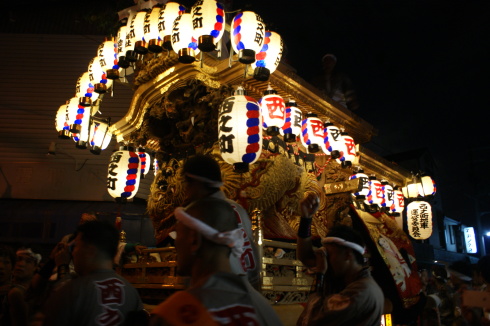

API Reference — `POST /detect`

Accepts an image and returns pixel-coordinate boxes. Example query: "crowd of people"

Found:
[417,258,490,326]
[1,154,489,325]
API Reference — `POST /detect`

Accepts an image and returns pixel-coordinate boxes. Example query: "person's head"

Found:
[322,224,365,278]
[0,244,15,285]
[72,220,119,276]
[321,53,337,73]
[13,247,41,282]
[419,269,429,286]
[181,155,223,201]
[174,197,239,277]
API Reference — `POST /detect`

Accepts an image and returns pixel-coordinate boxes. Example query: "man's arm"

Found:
[296,192,320,268]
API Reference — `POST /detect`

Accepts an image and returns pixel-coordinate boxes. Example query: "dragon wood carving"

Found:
[137,78,355,244]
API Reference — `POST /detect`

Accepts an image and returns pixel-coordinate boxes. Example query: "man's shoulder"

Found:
[209,192,249,216]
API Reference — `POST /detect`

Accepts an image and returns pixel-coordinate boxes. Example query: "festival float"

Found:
[54,1,437,323]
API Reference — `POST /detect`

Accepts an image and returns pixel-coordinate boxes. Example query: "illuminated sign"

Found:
[463,227,477,254]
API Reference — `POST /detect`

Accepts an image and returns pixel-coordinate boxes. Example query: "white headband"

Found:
[321,237,365,255]
[174,207,244,257]
[185,173,223,188]
[16,248,42,264]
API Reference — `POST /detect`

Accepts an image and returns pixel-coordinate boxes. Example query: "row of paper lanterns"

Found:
[350,169,436,239]
[116,0,283,80]
[218,85,358,172]
[55,0,284,155]
[54,38,120,153]
[108,144,435,241]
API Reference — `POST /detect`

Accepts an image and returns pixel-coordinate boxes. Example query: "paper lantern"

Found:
[231,11,266,64]
[122,10,139,62]
[407,201,432,240]
[254,31,283,81]
[97,39,119,80]
[55,101,72,139]
[282,99,302,143]
[408,182,420,198]
[391,189,405,214]
[366,176,383,207]
[323,122,342,159]
[336,131,356,167]
[301,113,324,153]
[107,148,141,201]
[171,12,200,63]
[143,6,164,53]
[218,87,262,173]
[259,85,285,136]
[158,2,186,50]
[71,103,98,148]
[126,10,149,55]
[66,97,85,135]
[116,25,130,68]
[88,57,113,94]
[75,72,99,106]
[349,170,370,200]
[419,175,436,196]
[136,147,150,178]
[191,0,225,52]
[380,181,394,211]
[88,118,112,155]
[72,114,91,149]
[153,157,160,176]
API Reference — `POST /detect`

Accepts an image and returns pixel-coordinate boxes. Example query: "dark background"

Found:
[2,0,489,230]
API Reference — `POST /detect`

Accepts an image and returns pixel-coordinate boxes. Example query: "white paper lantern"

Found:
[158,2,186,50]
[259,85,285,136]
[300,113,324,153]
[231,11,266,64]
[88,119,112,155]
[55,101,72,139]
[282,99,302,143]
[381,181,394,210]
[65,97,85,134]
[126,10,149,55]
[253,31,283,81]
[420,175,436,196]
[407,201,432,240]
[136,147,151,178]
[107,148,141,201]
[323,122,342,159]
[143,6,164,53]
[116,25,130,68]
[75,72,99,106]
[88,57,113,94]
[391,189,406,214]
[153,157,160,176]
[336,131,356,167]
[191,0,225,52]
[349,170,370,199]
[405,182,420,198]
[366,176,383,207]
[97,39,119,80]
[171,12,200,63]
[218,87,262,173]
